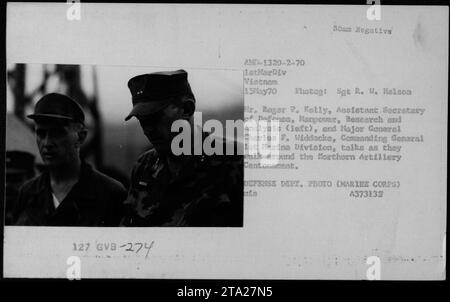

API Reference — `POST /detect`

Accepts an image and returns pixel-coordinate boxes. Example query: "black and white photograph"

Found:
[1,2,447,282]
[5,64,244,227]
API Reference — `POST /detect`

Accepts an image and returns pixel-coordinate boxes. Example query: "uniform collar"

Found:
[32,160,96,200]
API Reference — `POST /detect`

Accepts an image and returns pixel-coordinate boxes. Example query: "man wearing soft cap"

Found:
[122,70,243,227]
[13,93,127,226]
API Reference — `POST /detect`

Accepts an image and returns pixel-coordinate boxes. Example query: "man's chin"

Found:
[42,158,61,168]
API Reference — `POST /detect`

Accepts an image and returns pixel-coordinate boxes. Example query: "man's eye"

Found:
[51,129,66,136]
[138,119,152,126]
[36,129,67,138]
[141,116,160,125]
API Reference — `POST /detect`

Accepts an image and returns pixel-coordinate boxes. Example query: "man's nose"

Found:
[40,132,54,146]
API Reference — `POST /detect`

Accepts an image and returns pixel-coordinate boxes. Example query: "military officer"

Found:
[122,70,243,227]
[13,93,127,226]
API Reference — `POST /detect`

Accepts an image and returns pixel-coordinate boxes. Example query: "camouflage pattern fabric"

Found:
[121,145,243,227]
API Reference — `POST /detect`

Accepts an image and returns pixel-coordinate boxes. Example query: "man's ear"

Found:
[77,129,88,146]
[181,100,195,118]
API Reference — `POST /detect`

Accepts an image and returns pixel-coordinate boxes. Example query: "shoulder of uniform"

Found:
[80,162,126,194]
[90,168,127,193]
[206,134,244,156]
[18,173,45,195]
[202,136,244,167]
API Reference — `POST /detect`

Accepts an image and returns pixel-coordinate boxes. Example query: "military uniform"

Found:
[13,161,127,226]
[121,142,243,227]
[13,93,128,226]
[123,70,244,227]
